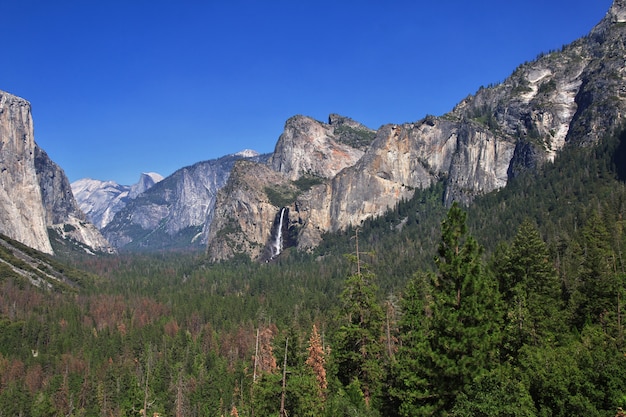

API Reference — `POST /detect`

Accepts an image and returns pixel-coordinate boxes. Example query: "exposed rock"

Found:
[293,119,515,249]
[206,1,626,260]
[0,89,112,255]
[72,172,163,229]
[103,152,269,250]
[269,115,371,180]
[0,91,52,253]
[35,146,115,253]
[129,172,164,199]
[206,160,299,261]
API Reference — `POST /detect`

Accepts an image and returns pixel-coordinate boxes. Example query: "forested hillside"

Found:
[1,129,626,416]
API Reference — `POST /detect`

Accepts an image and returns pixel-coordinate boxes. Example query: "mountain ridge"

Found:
[100,151,270,250]
[206,0,626,261]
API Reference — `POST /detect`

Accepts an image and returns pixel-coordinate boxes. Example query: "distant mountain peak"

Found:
[234,149,259,158]
[610,0,626,22]
[141,172,165,182]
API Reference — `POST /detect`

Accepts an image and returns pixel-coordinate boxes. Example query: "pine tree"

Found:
[573,211,619,329]
[495,219,564,356]
[334,250,385,409]
[390,271,437,417]
[392,203,502,415]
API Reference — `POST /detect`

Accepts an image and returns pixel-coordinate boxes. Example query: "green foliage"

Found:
[395,203,502,415]
[537,79,557,95]
[334,260,386,410]
[265,175,325,208]
[265,185,297,207]
[4,127,626,416]
[451,364,537,417]
[470,105,499,130]
[494,220,565,357]
[293,174,325,192]
[333,125,377,149]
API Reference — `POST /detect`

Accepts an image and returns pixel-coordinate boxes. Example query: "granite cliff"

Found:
[71,172,164,230]
[102,151,269,251]
[207,0,626,261]
[0,91,52,253]
[35,146,115,254]
[0,89,114,255]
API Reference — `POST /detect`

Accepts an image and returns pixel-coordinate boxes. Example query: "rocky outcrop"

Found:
[207,160,300,261]
[269,115,373,180]
[207,115,375,260]
[0,91,52,253]
[0,89,113,255]
[103,151,269,250]
[72,172,163,229]
[129,172,164,199]
[290,119,515,250]
[206,0,626,261]
[35,146,115,254]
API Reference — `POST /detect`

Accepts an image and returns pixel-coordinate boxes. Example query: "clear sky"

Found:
[1,0,613,185]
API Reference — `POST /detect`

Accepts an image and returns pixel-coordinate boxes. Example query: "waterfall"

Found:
[272,207,287,258]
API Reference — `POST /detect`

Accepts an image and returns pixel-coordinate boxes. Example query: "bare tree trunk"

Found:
[175,371,185,417]
[143,358,150,417]
[280,338,289,417]
[253,328,259,382]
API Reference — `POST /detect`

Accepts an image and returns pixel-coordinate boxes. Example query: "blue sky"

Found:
[2,0,613,185]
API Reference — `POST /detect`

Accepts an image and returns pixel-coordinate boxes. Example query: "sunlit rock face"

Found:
[206,160,299,261]
[207,1,626,260]
[72,172,164,230]
[294,119,515,250]
[102,152,269,251]
[0,89,113,254]
[35,146,115,254]
[0,90,53,253]
[269,114,371,181]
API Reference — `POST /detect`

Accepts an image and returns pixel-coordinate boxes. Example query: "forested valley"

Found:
[2,127,626,416]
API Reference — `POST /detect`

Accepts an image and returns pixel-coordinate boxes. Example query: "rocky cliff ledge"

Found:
[35,146,115,254]
[0,90,53,253]
[206,0,626,261]
[0,89,114,255]
[269,114,373,180]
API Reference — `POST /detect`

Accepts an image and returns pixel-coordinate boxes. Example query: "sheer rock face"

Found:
[207,1,626,261]
[102,152,269,250]
[0,90,113,254]
[208,114,375,260]
[206,160,299,261]
[72,172,163,230]
[0,91,52,253]
[34,146,115,254]
[293,119,515,250]
[269,115,372,180]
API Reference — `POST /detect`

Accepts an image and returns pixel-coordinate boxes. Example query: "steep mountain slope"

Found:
[269,114,374,180]
[0,89,112,255]
[0,90,52,253]
[35,146,114,254]
[0,232,93,290]
[206,115,376,260]
[72,172,163,229]
[102,151,269,251]
[207,0,626,261]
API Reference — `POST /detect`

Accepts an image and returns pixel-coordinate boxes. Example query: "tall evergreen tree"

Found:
[334,255,385,410]
[392,203,502,415]
[390,271,436,417]
[495,219,564,357]
[573,211,619,330]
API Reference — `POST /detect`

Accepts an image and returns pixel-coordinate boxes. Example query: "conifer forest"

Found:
[2,130,626,416]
